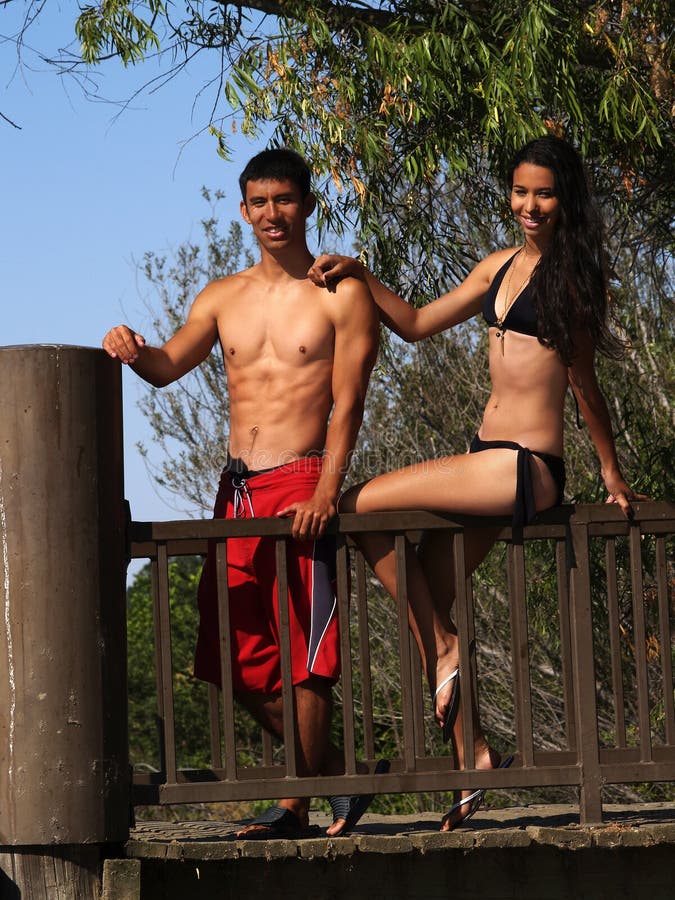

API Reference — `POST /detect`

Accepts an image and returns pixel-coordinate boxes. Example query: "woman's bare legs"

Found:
[418,527,506,829]
[342,449,557,722]
[440,679,504,831]
[346,450,557,518]
[417,526,499,632]
[342,449,557,823]
[343,527,459,726]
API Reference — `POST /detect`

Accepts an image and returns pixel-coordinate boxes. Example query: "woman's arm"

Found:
[568,334,648,517]
[308,254,498,342]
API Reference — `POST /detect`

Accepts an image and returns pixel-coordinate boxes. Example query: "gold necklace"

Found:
[494,248,534,354]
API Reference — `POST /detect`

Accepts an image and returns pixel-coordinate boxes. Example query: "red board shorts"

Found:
[194,455,340,695]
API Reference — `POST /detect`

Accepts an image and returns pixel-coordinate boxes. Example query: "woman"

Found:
[308,136,645,830]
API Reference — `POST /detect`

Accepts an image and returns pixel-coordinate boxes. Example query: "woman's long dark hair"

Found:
[507,137,624,364]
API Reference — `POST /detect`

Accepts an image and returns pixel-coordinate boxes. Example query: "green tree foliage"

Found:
[127,554,270,770]
[128,554,269,821]
[127,555,211,770]
[9,4,671,490]
[7,3,673,256]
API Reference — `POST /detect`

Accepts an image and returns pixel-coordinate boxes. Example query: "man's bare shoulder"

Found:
[316,273,374,320]
[191,265,262,309]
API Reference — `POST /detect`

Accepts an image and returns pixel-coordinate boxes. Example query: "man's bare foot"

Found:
[326,759,390,836]
[237,801,308,838]
[326,798,351,837]
[440,749,513,832]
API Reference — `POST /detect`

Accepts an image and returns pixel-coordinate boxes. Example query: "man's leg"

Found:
[293,676,374,837]
[238,677,338,775]
[235,675,340,835]
[230,461,369,836]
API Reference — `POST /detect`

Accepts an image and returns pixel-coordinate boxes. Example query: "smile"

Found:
[521,216,545,226]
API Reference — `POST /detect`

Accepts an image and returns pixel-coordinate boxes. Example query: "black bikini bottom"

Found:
[469,435,566,529]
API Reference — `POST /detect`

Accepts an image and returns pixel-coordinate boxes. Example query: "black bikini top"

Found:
[482,253,538,338]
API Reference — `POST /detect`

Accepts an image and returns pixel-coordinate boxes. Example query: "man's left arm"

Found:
[284,279,379,539]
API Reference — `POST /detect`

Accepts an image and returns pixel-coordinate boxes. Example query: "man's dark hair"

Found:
[239,148,312,200]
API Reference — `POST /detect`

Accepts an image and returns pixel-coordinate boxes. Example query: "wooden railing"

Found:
[2,345,669,898]
[129,502,674,824]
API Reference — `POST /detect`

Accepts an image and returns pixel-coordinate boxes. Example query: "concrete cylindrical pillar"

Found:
[0,345,129,845]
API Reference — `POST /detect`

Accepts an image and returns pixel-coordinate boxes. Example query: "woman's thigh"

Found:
[342,450,557,516]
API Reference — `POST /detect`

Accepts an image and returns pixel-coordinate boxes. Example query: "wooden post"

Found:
[0,345,129,897]
[567,512,604,824]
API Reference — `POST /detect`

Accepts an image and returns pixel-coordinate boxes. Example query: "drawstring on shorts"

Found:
[231,473,255,518]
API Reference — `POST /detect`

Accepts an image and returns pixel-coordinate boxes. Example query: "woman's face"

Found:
[510,163,561,242]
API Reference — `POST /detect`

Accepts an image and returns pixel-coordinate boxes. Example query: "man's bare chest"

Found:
[217,301,335,369]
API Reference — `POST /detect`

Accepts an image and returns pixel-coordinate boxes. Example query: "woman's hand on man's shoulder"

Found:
[308,255,365,290]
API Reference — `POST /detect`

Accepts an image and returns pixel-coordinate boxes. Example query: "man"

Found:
[103,148,380,837]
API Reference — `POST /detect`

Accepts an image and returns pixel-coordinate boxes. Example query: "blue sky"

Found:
[2,6,274,542]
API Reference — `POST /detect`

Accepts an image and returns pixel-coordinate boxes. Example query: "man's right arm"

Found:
[102,281,222,387]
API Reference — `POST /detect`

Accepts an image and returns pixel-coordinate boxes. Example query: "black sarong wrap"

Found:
[469,435,566,540]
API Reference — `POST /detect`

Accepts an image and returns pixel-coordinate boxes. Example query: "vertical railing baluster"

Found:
[156,543,177,785]
[336,535,357,775]
[507,540,534,767]
[568,514,603,824]
[605,538,627,748]
[556,539,576,751]
[394,534,417,772]
[215,540,237,781]
[207,684,222,770]
[453,529,475,771]
[464,567,478,724]
[655,537,675,746]
[262,731,274,766]
[629,526,653,761]
[276,538,297,777]
[150,556,167,776]
[410,632,426,758]
[355,550,375,761]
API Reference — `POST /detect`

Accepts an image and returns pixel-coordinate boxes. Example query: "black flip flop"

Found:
[442,754,515,830]
[328,759,390,835]
[435,668,460,743]
[237,804,303,839]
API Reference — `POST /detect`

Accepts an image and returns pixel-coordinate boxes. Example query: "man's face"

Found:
[240,178,315,250]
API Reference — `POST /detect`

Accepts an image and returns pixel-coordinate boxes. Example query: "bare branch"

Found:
[0,109,21,128]
[216,0,399,30]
